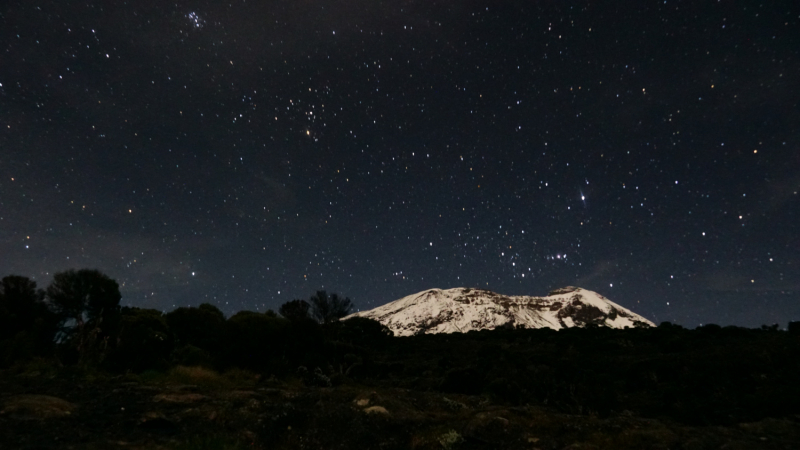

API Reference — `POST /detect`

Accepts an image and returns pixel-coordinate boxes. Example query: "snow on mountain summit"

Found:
[344,286,655,337]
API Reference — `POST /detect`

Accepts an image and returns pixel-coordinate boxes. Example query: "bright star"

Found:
[186,12,205,28]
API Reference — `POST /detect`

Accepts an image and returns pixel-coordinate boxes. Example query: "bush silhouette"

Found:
[279,299,311,322]
[104,307,173,372]
[0,275,48,339]
[0,275,58,365]
[171,344,214,368]
[44,269,121,364]
[440,367,485,395]
[165,303,226,357]
[46,269,121,335]
[330,316,393,347]
[309,291,352,324]
[286,316,325,368]
[225,311,291,371]
[697,323,722,333]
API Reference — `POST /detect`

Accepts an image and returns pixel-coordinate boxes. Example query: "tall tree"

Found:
[46,269,121,331]
[309,291,353,324]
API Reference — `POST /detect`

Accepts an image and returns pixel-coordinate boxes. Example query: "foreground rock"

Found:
[1,395,77,419]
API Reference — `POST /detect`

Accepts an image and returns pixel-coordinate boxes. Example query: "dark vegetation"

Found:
[1,269,800,448]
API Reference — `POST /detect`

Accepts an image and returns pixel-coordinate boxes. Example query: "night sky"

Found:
[1,1,798,328]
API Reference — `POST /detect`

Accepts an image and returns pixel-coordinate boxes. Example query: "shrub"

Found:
[165,303,226,357]
[328,316,393,347]
[279,299,311,322]
[0,276,58,364]
[172,344,214,368]
[0,275,49,339]
[309,291,353,324]
[46,269,121,334]
[224,311,291,371]
[103,307,173,372]
[440,367,484,395]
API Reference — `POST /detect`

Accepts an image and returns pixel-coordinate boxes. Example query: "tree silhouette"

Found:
[0,275,58,363]
[104,307,173,372]
[279,299,311,322]
[198,302,226,320]
[225,310,291,370]
[328,316,393,347]
[309,291,352,324]
[0,275,46,339]
[165,303,226,356]
[46,269,121,338]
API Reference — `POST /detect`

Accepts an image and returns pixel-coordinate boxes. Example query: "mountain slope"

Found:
[345,286,655,336]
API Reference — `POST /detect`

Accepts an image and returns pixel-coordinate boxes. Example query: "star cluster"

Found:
[1,0,798,327]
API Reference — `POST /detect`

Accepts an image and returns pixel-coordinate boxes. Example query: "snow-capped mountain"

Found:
[344,286,655,337]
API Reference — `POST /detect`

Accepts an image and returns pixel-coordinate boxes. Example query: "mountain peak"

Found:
[345,287,654,336]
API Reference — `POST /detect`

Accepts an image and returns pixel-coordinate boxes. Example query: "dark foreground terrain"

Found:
[2,324,800,450]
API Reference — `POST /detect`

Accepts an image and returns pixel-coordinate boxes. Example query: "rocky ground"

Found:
[1,363,799,450]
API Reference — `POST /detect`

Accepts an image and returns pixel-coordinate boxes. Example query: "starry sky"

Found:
[1,0,798,328]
